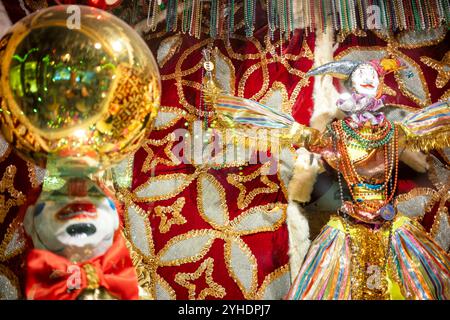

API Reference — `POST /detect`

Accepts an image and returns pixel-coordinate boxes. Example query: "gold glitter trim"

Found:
[224,36,263,61]
[420,52,450,88]
[255,264,289,299]
[223,237,258,299]
[156,229,220,267]
[197,173,230,230]
[394,187,437,216]
[430,207,450,240]
[157,35,183,68]
[121,200,156,260]
[154,106,191,131]
[155,273,176,300]
[382,83,397,97]
[125,234,156,298]
[133,171,198,202]
[392,49,432,107]
[154,197,187,234]
[0,215,26,262]
[0,264,20,299]
[214,49,237,95]
[142,133,181,172]
[226,163,279,210]
[0,165,26,224]
[439,88,450,102]
[174,257,226,300]
[260,81,292,114]
[334,45,388,61]
[26,162,42,189]
[237,60,270,100]
[337,30,367,43]
[228,203,287,236]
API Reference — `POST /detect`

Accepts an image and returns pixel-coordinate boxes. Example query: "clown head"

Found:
[24,180,119,262]
[350,63,380,97]
[306,58,403,100]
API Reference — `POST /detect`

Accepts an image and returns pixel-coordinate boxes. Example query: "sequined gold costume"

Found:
[286,108,450,299]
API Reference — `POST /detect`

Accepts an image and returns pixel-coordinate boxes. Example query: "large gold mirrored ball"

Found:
[0,5,160,174]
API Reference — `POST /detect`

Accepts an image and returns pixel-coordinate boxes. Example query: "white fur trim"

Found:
[288,148,322,203]
[399,149,430,173]
[309,25,342,131]
[286,201,310,281]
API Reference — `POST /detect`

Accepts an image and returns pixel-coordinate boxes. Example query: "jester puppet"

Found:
[206,57,450,300]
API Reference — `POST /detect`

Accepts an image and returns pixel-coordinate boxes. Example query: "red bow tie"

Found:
[25,234,139,300]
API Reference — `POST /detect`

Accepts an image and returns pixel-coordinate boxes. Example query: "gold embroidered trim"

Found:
[155,273,176,300]
[255,264,290,299]
[197,173,230,230]
[420,52,450,88]
[228,203,287,236]
[174,257,226,300]
[132,171,199,202]
[0,264,20,299]
[0,215,26,262]
[373,29,446,49]
[394,187,437,218]
[223,237,258,299]
[154,106,191,131]
[157,35,183,68]
[0,165,26,224]
[214,49,237,95]
[156,229,220,267]
[392,49,431,107]
[226,164,280,210]
[260,81,292,114]
[142,133,181,172]
[154,197,187,234]
[121,199,156,260]
[238,60,270,100]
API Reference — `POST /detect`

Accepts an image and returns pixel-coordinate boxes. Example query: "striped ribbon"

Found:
[402,100,450,136]
[214,94,295,129]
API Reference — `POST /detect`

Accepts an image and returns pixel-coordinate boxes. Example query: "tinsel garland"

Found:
[147,0,449,39]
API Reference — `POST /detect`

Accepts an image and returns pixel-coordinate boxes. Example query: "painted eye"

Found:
[107,198,116,211]
[34,202,45,216]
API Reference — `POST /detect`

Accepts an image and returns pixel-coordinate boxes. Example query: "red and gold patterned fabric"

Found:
[0,1,448,299]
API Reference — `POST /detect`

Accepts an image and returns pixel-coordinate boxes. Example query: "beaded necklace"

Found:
[332,124,394,299]
[333,119,399,215]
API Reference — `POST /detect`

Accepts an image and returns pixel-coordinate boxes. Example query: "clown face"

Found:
[24,191,119,262]
[350,64,380,98]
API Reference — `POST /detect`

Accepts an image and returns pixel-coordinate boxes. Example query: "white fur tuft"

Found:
[286,201,310,281]
[309,26,342,131]
[399,149,430,173]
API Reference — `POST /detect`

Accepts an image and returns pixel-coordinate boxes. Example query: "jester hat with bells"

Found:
[306,58,404,99]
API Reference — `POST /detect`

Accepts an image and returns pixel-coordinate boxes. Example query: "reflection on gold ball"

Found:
[0,5,160,175]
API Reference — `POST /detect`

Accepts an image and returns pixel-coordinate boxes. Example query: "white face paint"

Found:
[351,64,380,98]
[24,193,119,262]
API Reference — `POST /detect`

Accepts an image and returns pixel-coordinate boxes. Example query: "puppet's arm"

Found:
[397,100,450,152]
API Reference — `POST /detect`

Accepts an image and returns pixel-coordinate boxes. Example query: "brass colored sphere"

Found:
[0,5,160,175]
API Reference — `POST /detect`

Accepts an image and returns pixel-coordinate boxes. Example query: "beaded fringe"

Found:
[405,132,450,153]
[148,0,450,39]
